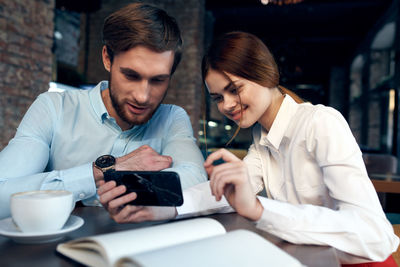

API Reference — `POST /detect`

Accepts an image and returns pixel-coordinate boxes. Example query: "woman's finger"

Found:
[209,162,232,197]
[204,148,240,167]
[209,162,245,190]
[213,169,241,200]
[210,162,249,199]
[204,164,214,177]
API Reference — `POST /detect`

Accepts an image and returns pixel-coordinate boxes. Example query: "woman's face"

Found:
[205,68,275,128]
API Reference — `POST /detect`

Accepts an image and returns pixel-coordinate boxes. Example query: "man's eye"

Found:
[125,75,140,81]
[151,78,166,83]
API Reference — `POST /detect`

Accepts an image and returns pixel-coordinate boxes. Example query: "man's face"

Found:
[102,45,174,130]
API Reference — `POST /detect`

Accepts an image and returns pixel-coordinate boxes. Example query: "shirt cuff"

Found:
[176,182,233,218]
[59,163,97,202]
[255,196,299,231]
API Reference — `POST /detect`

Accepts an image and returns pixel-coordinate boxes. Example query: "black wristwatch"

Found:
[94,155,116,174]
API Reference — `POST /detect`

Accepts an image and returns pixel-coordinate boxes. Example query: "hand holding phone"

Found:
[104,171,183,206]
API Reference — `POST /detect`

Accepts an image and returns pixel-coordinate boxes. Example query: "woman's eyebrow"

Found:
[223,81,235,91]
[209,81,235,96]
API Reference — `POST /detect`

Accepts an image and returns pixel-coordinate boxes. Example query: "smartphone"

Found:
[104,171,183,206]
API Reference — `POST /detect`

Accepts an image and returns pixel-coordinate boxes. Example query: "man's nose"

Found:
[134,80,151,104]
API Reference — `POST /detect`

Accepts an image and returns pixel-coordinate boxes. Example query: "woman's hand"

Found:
[204,148,263,221]
[97,180,177,223]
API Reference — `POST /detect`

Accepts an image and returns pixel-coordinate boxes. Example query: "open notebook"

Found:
[56,218,304,267]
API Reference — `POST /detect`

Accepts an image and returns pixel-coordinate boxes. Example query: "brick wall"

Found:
[86,0,205,139]
[0,0,55,149]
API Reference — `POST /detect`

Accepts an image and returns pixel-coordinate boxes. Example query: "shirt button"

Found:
[79,193,85,199]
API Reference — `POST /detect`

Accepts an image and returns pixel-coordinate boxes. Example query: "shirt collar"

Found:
[89,81,110,123]
[259,94,299,150]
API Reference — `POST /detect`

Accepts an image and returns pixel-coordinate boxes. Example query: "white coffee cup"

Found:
[10,190,74,233]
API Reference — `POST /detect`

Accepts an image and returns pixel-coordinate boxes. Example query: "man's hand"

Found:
[93,145,172,187]
[116,145,172,171]
[204,148,264,221]
[97,180,178,223]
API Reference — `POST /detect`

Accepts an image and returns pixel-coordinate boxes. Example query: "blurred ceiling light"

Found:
[54,31,63,40]
[208,121,218,128]
[389,89,395,112]
[225,125,232,131]
[261,0,303,5]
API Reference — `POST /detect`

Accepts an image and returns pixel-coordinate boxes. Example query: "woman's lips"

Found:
[232,111,241,121]
[230,107,246,121]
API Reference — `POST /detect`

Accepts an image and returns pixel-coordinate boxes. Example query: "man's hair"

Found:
[103,3,183,74]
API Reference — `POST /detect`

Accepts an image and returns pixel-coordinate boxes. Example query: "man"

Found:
[0,3,207,219]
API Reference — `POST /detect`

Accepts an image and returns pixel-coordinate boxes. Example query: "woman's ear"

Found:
[102,46,111,72]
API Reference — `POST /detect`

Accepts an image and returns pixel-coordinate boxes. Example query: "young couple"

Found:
[96,3,398,266]
[1,3,397,266]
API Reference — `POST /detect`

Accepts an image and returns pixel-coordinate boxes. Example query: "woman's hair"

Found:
[102,3,183,74]
[202,31,303,103]
[201,31,303,147]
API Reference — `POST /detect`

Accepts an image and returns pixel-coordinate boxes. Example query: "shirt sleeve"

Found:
[162,107,208,189]
[255,108,399,263]
[0,94,97,219]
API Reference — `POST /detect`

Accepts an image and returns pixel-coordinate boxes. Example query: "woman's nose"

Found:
[223,95,237,112]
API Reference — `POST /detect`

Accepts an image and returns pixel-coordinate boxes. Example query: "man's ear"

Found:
[102,46,111,72]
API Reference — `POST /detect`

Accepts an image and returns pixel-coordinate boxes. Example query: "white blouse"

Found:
[177,95,399,264]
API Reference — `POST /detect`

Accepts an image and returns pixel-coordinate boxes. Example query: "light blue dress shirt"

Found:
[0,81,207,219]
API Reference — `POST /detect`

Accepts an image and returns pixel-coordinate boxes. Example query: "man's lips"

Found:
[126,103,149,115]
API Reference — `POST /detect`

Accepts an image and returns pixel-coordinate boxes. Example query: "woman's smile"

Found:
[229,106,248,122]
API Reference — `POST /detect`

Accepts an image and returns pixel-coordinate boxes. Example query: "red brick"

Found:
[0,0,54,149]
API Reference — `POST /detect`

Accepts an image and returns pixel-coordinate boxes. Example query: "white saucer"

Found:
[0,215,84,244]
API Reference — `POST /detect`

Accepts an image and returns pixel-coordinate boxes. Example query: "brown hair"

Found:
[202,31,303,147]
[202,31,303,103]
[103,3,182,74]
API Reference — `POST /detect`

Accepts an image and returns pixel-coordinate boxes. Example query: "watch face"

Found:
[95,155,116,168]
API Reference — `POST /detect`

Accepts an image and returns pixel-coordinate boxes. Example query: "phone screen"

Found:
[104,171,183,206]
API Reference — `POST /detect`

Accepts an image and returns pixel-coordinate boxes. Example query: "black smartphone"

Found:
[104,171,183,206]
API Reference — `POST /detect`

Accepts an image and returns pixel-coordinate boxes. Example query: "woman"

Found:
[202,31,399,266]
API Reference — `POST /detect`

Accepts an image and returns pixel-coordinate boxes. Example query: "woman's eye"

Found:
[211,96,223,103]
[230,85,241,94]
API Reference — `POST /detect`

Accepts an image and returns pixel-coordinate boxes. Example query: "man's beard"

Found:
[108,75,166,127]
